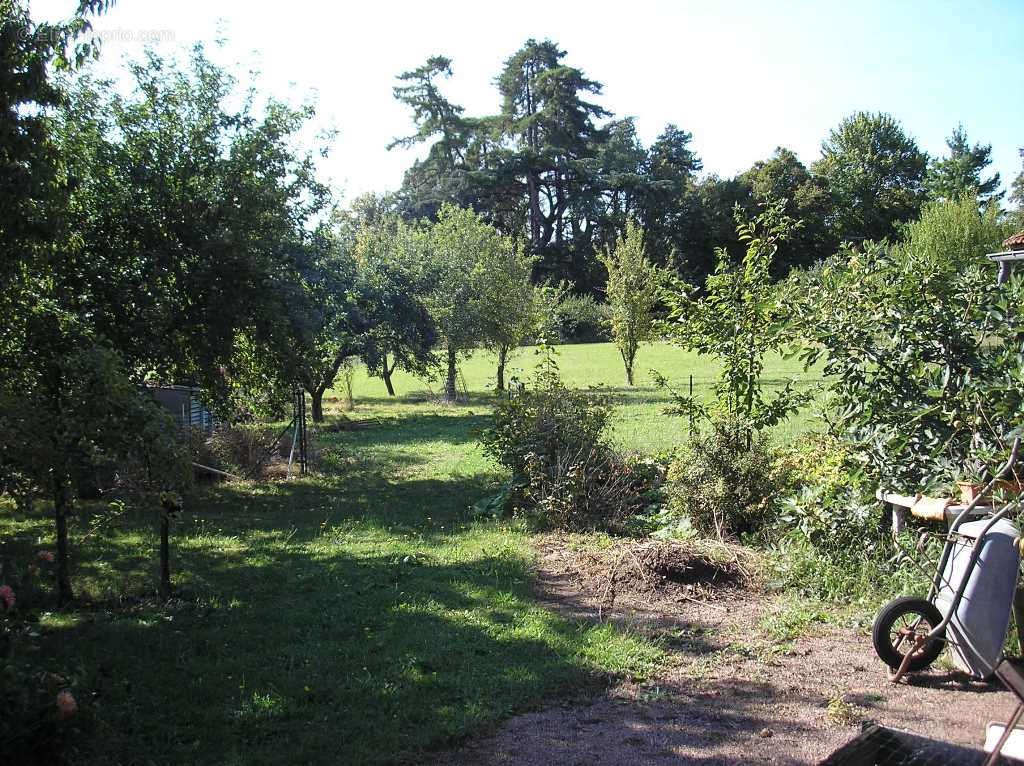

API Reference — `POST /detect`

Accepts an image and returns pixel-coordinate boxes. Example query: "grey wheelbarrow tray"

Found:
[876,437,1023,684]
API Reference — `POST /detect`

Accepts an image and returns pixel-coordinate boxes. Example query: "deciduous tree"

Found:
[813,112,927,244]
[479,244,538,392]
[600,220,665,386]
[426,204,516,401]
[355,220,438,397]
[660,200,810,445]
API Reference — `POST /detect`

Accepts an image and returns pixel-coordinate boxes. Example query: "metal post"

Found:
[688,374,694,436]
[298,389,307,475]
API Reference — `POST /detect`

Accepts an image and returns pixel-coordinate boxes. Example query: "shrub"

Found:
[552,293,611,343]
[768,436,930,604]
[480,362,661,532]
[519,449,662,532]
[206,426,289,478]
[664,417,779,541]
[774,435,881,553]
[483,367,612,481]
[795,200,1024,492]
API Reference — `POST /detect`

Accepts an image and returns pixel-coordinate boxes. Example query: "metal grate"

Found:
[821,724,1020,765]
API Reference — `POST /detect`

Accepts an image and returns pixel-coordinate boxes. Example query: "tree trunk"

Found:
[622,348,635,386]
[526,173,542,250]
[53,475,73,606]
[445,344,457,402]
[159,512,171,599]
[310,387,325,423]
[382,353,396,396]
[496,346,508,391]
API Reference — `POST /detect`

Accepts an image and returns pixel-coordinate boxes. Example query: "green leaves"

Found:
[661,199,809,439]
[812,111,927,243]
[794,208,1024,491]
[599,220,666,385]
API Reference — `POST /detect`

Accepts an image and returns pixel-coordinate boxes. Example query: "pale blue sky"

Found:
[31,0,1024,203]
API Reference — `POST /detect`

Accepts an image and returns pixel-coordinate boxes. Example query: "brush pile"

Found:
[538,536,757,616]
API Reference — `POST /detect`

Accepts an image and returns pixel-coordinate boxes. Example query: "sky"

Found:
[30,0,1024,204]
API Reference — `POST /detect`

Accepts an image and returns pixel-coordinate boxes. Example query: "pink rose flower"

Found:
[56,691,78,719]
[0,585,14,611]
[37,551,55,563]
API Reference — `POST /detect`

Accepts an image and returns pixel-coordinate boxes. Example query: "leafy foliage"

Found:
[599,220,665,385]
[660,200,812,442]
[0,345,191,603]
[1010,148,1024,228]
[426,204,522,400]
[812,111,927,243]
[55,47,332,417]
[665,417,779,541]
[477,242,538,392]
[548,290,611,343]
[483,354,612,483]
[769,437,931,604]
[354,218,438,397]
[481,353,657,531]
[775,436,877,552]
[739,147,836,274]
[925,124,1003,206]
[795,200,1023,490]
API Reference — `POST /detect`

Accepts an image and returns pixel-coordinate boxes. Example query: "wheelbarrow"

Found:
[873,438,1024,683]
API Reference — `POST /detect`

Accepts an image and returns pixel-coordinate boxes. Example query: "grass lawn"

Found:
[343,341,825,452]
[1,341,821,764]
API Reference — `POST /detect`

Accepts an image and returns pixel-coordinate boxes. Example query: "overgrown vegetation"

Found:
[481,348,662,532]
[794,196,1020,491]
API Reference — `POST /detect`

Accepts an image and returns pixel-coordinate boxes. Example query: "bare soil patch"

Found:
[434,535,1018,765]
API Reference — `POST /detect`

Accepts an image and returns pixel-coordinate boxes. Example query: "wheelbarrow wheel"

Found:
[872,596,945,672]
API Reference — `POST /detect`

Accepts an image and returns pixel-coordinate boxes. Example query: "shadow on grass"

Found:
[23,508,660,766]
[330,390,502,410]
[315,412,494,453]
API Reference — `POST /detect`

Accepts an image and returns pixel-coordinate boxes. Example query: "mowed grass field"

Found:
[341,341,825,453]
[0,342,822,764]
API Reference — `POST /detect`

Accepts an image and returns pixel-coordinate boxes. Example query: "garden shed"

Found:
[147,384,219,432]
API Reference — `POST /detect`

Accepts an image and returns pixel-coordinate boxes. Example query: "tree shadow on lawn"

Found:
[334,390,501,410]
[316,412,494,452]
[190,470,501,542]
[34,529,666,766]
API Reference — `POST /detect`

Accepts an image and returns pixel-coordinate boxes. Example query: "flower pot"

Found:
[957,479,1024,505]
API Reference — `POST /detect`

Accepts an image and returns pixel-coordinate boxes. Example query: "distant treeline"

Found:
[376,39,1023,293]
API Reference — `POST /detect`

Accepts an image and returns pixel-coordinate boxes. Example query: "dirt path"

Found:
[435,536,1017,765]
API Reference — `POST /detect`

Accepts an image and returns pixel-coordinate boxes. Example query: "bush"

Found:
[768,436,930,604]
[664,417,779,541]
[484,366,612,480]
[520,450,663,532]
[774,435,881,553]
[204,426,292,478]
[795,200,1023,491]
[480,364,660,531]
[552,293,611,343]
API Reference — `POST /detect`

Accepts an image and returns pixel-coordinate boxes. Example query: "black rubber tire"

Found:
[872,596,946,672]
